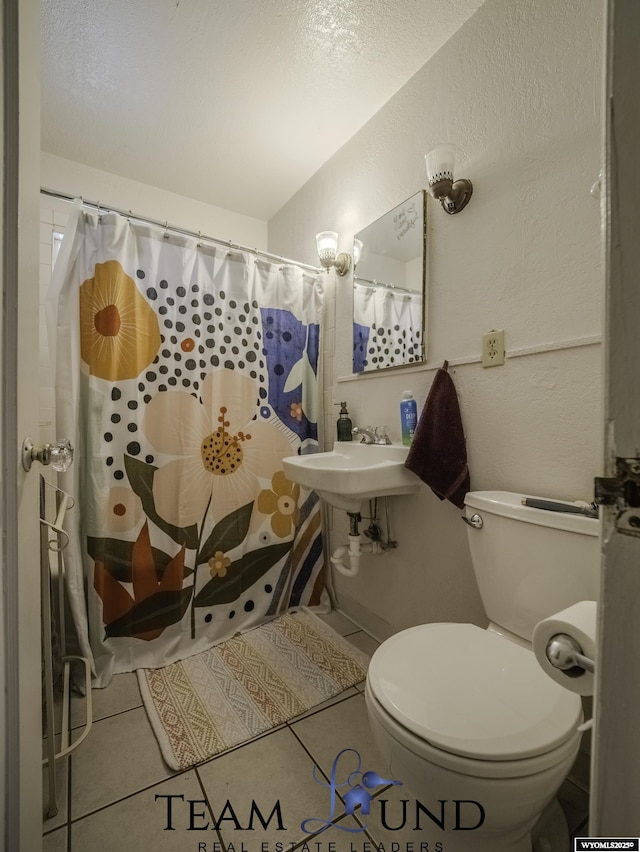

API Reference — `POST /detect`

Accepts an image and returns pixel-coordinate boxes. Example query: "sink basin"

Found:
[282,442,421,512]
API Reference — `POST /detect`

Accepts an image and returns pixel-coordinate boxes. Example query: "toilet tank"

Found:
[465,491,600,642]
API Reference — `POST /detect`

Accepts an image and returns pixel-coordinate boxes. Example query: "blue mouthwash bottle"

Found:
[400,391,417,446]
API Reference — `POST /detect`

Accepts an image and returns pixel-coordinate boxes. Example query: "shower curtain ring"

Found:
[163,222,170,240]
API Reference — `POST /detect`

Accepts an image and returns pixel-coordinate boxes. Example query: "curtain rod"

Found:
[354,275,420,295]
[40,187,325,275]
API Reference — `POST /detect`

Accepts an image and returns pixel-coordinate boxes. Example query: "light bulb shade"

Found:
[353,238,363,266]
[425,144,456,198]
[316,230,338,268]
[425,143,473,214]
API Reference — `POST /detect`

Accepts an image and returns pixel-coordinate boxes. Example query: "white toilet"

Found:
[365,490,599,852]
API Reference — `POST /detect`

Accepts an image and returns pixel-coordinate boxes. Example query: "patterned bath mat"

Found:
[138,610,370,770]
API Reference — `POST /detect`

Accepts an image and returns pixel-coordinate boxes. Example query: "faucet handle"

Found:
[351,425,391,444]
[351,425,374,443]
[374,426,392,445]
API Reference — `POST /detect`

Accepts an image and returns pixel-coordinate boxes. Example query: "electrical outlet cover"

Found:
[482,330,505,367]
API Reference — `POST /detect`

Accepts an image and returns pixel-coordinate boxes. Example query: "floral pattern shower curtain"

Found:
[352,282,423,372]
[48,204,326,685]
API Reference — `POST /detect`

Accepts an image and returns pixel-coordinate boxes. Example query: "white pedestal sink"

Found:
[282,442,421,512]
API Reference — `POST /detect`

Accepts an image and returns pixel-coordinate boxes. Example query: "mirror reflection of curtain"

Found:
[47,203,326,686]
[353,282,423,372]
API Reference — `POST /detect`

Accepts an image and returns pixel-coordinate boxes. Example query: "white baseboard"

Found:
[333,592,397,644]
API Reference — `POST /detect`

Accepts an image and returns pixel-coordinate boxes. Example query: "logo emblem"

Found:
[301,748,402,834]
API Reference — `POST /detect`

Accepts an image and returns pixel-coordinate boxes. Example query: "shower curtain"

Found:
[48,203,327,685]
[353,281,423,372]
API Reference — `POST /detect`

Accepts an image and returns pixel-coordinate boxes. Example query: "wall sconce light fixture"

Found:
[316,231,353,276]
[352,239,363,267]
[425,144,473,215]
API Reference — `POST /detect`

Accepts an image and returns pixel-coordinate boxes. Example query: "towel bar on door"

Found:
[40,477,92,820]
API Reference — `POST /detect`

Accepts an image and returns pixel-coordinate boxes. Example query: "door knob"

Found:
[22,438,74,472]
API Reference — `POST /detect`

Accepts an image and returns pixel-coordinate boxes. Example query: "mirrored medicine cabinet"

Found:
[352,190,426,374]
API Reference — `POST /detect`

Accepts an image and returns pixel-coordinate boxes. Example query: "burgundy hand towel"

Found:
[404,366,470,509]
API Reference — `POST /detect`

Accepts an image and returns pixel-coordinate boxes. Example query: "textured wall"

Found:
[41,0,485,219]
[41,153,267,247]
[268,0,604,638]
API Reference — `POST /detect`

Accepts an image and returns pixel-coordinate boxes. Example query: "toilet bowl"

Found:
[364,491,599,852]
[366,624,582,852]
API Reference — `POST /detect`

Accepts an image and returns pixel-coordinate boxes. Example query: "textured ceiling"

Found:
[41,0,485,221]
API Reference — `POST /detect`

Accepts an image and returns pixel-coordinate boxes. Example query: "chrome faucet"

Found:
[351,425,392,445]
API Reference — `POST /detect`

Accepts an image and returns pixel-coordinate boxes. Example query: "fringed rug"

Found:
[138,610,370,770]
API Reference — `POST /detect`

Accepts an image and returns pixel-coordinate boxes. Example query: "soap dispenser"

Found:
[335,402,353,441]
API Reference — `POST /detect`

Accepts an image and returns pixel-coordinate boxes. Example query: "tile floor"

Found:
[43,611,589,851]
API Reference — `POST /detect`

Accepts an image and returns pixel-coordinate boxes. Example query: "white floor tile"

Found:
[317,610,359,637]
[306,814,370,851]
[43,826,67,852]
[50,621,389,847]
[71,706,174,819]
[288,687,358,723]
[198,726,342,849]
[71,771,203,852]
[70,672,142,729]
[290,694,386,794]
[345,631,380,657]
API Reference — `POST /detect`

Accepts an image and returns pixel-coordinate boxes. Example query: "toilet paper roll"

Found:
[532,601,597,696]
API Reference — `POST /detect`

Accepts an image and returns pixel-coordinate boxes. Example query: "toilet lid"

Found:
[367,623,582,761]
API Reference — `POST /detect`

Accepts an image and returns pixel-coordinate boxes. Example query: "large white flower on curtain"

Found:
[142,370,294,527]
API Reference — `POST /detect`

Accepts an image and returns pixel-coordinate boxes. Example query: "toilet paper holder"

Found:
[546,633,596,675]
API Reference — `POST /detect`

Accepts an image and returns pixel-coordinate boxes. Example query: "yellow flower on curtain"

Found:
[79,259,161,381]
[290,402,303,421]
[208,551,231,578]
[142,370,295,527]
[257,470,300,538]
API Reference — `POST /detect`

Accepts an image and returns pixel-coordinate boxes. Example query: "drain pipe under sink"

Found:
[330,512,381,578]
[330,534,378,577]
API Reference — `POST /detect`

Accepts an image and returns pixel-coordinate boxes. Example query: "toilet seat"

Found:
[367,622,582,763]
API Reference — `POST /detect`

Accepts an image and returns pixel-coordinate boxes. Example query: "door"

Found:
[2,0,42,849]
[590,0,640,835]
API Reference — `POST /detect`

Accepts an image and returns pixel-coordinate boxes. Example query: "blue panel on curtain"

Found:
[291,532,324,605]
[353,322,370,373]
[265,491,324,615]
[260,307,319,442]
[47,206,327,684]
